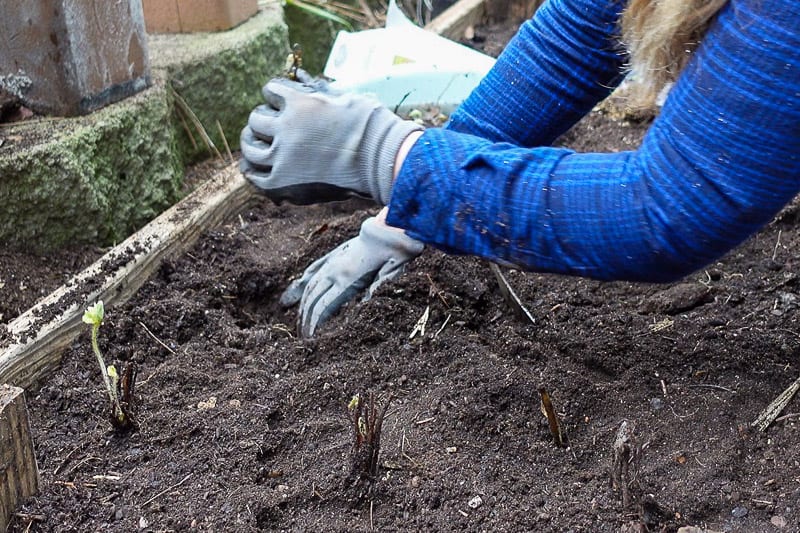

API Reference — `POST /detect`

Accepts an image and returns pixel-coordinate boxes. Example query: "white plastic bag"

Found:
[323,0,495,113]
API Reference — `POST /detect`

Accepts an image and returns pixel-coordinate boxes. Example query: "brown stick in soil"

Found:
[610,420,641,510]
[538,387,567,447]
[752,373,800,431]
[347,392,392,498]
[111,361,138,433]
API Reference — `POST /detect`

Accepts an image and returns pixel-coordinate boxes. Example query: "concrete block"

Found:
[143,0,259,33]
[0,83,183,252]
[0,2,288,252]
[0,0,150,117]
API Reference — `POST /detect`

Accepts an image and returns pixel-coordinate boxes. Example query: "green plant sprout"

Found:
[82,300,137,432]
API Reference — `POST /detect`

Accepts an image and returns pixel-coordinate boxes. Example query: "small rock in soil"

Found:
[197,396,217,410]
[650,397,664,410]
[639,282,713,314]
[731,505,748,518]
[468,495,483,509]
[770,515,787,528]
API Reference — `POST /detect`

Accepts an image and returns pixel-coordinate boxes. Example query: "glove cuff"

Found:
[363,108,424,205]
[360,216,425,258]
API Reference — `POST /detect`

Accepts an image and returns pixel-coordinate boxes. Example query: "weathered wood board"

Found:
[0,164,258,389]
[0,384,39,532]
[425,0,486,40]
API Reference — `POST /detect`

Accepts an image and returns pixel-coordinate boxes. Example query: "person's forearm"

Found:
[388,0,800,283]
[393,130,424,181]
[446,0,626,146]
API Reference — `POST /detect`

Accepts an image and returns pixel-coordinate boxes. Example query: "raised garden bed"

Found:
[3,4,800,532]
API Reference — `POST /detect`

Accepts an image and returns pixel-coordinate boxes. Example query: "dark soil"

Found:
[0,247,104,326]
[5,21,800,533]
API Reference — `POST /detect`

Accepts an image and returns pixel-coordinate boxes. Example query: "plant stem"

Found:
[91,324,115,405]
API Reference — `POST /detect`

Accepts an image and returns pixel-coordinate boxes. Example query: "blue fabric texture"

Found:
[386,0,800,282]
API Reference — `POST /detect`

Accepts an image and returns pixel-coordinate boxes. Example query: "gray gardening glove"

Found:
[240,78,423,205]
[280,216,424,338]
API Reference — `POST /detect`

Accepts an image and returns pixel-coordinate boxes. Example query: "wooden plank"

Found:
[0,163,258,389]
[425,0,486,39]
[0,384,39,532]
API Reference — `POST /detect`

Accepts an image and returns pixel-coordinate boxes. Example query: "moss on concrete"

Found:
[0,83,182,251]
[0,3,289,252]
[148,4,289,163]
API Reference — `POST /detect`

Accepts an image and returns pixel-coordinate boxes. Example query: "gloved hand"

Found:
[280,215,425,338]
[240,78,423,205]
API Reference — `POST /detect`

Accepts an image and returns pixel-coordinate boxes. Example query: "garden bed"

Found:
[5,12,800,533]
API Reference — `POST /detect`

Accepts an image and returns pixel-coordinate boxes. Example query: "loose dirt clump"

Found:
[6,22,800,533]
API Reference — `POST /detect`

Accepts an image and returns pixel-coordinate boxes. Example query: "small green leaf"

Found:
[82,300,104,326]
[107,365,118,379]
[348,394,360,411]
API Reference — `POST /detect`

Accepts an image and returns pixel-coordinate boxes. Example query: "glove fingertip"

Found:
[279,281,304,307]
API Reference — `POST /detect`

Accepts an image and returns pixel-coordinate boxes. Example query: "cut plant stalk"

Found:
[538,387,566,447]
[346,392,392,499]
[82,301,137,432]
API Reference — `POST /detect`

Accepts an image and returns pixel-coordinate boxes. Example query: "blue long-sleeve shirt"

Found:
[386,0,800,282]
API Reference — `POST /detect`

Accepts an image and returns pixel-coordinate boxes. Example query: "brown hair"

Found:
[621,0,729,104]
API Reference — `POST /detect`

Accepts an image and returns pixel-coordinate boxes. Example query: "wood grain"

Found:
[0,384,39,531]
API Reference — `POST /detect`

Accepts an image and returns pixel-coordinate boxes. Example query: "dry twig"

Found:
[490,263,535,324]
[140,472,193,507]
[216,120,234,162]
[139,321,176,355]
[752,373,800,431]
[538,387,566,447]
[170,86,223,160]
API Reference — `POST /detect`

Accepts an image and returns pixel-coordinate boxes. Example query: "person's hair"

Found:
[621,0,728,104]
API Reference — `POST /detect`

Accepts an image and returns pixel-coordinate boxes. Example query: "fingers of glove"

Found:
[363,258,407,301]
[239,158,265,181]
[240,127,274,169]
[280,278,306,307]
[240,157,278,195]
[279,251,334,307]
[293,68,328,91]
[297,274,332,338]
[248,105,280,141]
[297,248,372,337]
[263,77,316,108]
[293,68,314,84]
[300,276,368,338]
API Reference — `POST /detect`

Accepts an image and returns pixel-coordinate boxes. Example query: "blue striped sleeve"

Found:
[446,0,627,145]
[387,0,800,283]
